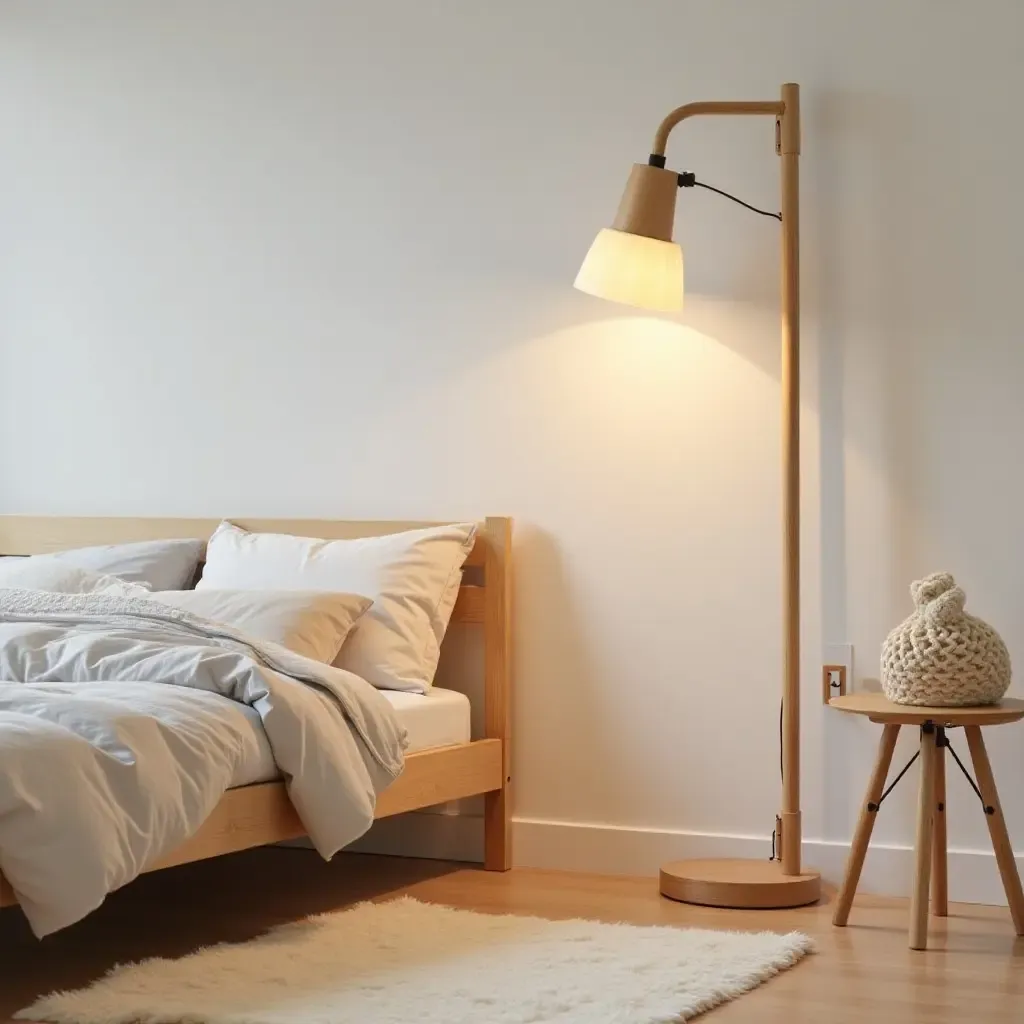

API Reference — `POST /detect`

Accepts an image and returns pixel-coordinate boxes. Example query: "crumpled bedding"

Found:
[0,587,407,936]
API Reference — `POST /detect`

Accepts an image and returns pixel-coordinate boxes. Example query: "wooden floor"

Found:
[3,849,1023,1021]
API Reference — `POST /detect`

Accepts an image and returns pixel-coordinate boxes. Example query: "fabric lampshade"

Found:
[574,228,683,312]
[574,162,684,312]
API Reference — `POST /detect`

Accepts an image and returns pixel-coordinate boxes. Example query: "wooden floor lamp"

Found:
[575,83,820,908]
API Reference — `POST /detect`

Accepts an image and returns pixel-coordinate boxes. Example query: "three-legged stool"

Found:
[829,692,1024,950]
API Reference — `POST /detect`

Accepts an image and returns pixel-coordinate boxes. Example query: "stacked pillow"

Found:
[0,522,478,691]
[149,589,372,665]
[198,521,477,692]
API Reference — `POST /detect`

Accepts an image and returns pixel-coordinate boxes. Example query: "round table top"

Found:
[829,692,1024,726]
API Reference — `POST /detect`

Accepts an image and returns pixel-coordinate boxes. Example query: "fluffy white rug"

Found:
[20,897,813,1024]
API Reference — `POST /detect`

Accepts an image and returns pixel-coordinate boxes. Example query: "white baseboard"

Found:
[347,812,1017,908]
[515,818,1018,907]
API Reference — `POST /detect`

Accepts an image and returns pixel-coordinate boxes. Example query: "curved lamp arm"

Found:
[651,100,785,157]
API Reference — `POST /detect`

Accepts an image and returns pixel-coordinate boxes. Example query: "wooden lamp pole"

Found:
[576,83,819,908]
[777,82,804,882]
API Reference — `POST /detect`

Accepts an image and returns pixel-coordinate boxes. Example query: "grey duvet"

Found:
[0,588,406,936]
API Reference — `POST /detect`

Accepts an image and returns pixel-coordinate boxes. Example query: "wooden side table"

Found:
[829,692,1024,950]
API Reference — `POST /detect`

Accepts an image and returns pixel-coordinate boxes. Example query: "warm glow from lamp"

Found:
[574,228,684,312]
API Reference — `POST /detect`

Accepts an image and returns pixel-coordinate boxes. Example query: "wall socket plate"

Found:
[823,643,854,705]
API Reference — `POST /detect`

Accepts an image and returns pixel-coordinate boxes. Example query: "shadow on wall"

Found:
[439,523,635,824]
[510,522,643,825]
[808,85,958,637]
[808,86,968,841]
[809,86,858,842]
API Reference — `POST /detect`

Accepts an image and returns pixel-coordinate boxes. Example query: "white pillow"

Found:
[0,539,204,591]
[0,560,151,597]
[198,521,477,692]
[148,589,373,665]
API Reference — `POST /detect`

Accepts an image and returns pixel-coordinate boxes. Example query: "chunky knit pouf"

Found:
[881,572,1011,706]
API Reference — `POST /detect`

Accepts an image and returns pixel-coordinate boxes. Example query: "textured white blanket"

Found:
[0,588,407,937]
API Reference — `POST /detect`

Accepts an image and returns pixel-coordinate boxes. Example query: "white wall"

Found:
[3,1,1024,902]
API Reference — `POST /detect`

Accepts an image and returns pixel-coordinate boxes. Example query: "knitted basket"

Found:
[881,572,1011,706]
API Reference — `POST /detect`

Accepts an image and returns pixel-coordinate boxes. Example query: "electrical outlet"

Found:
[823,643,854,704]
[823,664,846,702]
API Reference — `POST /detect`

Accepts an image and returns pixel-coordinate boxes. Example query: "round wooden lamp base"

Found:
[660,858,821,909]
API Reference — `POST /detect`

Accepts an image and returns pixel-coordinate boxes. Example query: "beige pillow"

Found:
[197,521,477,692]
[149,589,373,665]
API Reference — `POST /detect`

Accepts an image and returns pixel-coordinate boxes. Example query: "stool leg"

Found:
[932,727,948,917]
[964,726,1024,935]
[834,724,900,927]
[909,724,938,950]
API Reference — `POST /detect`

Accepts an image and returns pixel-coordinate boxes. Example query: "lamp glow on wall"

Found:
[576,83,820,909]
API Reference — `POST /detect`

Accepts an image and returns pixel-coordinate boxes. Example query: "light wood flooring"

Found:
[3,849,1023,1021]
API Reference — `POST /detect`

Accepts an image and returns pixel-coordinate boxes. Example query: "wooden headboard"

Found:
[0,516,509,631]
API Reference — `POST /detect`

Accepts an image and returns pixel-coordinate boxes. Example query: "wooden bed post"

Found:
[482,516,513,870]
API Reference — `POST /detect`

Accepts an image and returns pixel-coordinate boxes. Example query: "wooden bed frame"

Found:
[0,515,512,911]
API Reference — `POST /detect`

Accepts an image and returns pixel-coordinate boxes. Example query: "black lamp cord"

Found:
[647,155,781,220]
[770,698,783,861]
[677,171,782,221]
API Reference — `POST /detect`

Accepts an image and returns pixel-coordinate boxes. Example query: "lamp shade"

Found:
[574,162,684,312]
[574,229,683,312]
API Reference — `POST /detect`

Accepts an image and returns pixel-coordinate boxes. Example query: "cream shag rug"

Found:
[20,897,813,1024]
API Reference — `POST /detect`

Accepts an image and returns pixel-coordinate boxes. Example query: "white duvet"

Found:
[0,588,407,937]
